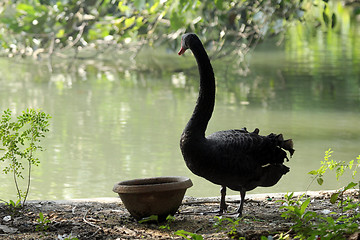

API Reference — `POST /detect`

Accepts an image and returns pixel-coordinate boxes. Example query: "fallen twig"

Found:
[83,209,101,230]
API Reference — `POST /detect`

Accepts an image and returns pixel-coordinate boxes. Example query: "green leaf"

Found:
[118,1,128,12]
[281,205,295,212]
[149,1,159,14]
[38,212,44,222]
[124,16,135,29]
[330,193,339,204]
[300,198,310,215]
[308,170,318,175]
[175,230,203,240]
[322,10,329,26]
[324,216,335,224]
[134,0,146,10]
[288,192,294,199]
[138,215,158,223]
[317,177,324,185]
[349,160,354,169]
[344,182,357,191]
[331,13,336,28]
[169,11,185,30]
[214,0,223,10]
[56,29,65,38]
[16,3,36,15]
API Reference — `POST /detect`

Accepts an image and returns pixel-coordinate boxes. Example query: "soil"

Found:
[0,191,358,240]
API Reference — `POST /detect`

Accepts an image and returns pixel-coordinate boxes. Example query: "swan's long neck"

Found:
[183,40,215,137]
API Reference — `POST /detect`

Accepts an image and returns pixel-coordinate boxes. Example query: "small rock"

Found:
[0,224,18,234]
[57,233,77,240]
[348,231,360,240]
[3,216,11,222]
[321,209,332,215]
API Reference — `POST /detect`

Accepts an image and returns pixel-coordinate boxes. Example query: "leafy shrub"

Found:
[0,108,51,207]
[277,149,360,239]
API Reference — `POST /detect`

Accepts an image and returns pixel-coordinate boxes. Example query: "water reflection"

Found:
[0,25,360,200]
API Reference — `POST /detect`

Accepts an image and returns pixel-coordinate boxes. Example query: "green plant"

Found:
[0,198,22,216]
[5,199,22,208]
[174,230,203,240]
[274,232,291,240]
[138,214,176,228]
[35,212,51,232]
[330,182,358,206]
[0,108,51,207]
[278,193,318,237]
[138,214,159,223]
[159,215,176,230]
[308,148,360,209]
[276,149,360,239]
[308,148,360,186]
[213,216,244,239]
[138,215,202,239]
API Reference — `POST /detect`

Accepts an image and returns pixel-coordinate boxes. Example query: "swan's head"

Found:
[178,33,197,55]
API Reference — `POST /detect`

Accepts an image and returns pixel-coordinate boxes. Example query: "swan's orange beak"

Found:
[178,46,186,55]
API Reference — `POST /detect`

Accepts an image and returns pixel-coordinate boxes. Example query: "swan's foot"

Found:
[216,202,243,218]
[202,210,241,218]
[201,209,225,216]
[221,212,242,218]
[203,186,228,215]
[202,203,228,215]
[198,187,247,218]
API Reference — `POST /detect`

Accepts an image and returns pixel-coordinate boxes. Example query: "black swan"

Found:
[178,33,294,216]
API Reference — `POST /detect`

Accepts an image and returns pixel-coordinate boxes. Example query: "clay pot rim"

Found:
[113,176,193,194]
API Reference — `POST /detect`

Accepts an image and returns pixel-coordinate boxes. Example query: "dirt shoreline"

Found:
[0,190,356,239]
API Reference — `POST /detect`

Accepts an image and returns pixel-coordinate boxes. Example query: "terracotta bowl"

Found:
[113,176,193,221]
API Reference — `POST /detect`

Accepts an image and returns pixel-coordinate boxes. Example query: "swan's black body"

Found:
[178,33,294,215]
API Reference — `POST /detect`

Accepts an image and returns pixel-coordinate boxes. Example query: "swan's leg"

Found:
[219,185,227,213]
[202,186,227,215]
[236,189,246,216]
[217,188,244,218]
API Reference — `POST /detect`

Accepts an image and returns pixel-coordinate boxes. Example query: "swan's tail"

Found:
[282,139,295,156]
[242,127,295,158]
[267,133,295,161]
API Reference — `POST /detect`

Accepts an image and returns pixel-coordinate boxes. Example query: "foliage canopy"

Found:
[0,0,341,60]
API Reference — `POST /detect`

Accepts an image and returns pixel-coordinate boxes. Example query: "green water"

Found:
[0,26,360,200]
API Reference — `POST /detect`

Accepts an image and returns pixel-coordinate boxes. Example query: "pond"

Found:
[0,26,360,201]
